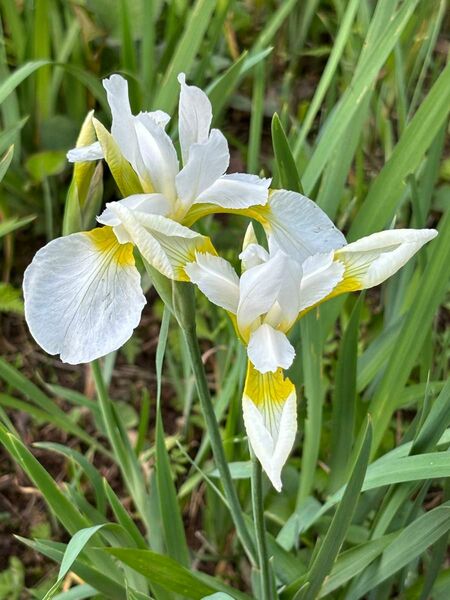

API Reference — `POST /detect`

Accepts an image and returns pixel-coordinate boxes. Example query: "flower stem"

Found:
[173,281,257,565]
[251,450,273,600]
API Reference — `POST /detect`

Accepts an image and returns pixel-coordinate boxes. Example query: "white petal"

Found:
[185,252,240,313]
[242,363,297,491]
[178,73,212,164]
[136,110,171,130]
[67,142,104,163]
[175,129,229,210]
[23,228,146,364]
[105,201,214,281]
[265,189,347,262]
[265,256,303,330]
[239,243,269,271]
[335,229,438,289]
[102,75,145,176]
[196,173,271,209]
[97,194,171,226]
[299,252,345,311]
[134,120,179,203]
[248,324,295,373]
[237,252,287,336]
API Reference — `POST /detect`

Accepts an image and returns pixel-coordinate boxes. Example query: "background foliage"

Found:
[0,0,449,598]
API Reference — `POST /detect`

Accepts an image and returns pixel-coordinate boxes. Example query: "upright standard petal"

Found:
[184,252,240,313]
[105,201,215,280]
[242,362,297,491]
[195,173,271,209]
[102,75,146,178]
[178,73,212,165]
[175,129,230,213]
[262,190,347,262]
[237,252,287,338]
[23,227,146,364]
[247,324,295,373]
[135,120,179,204]
[239,242,270,271]
[334,229,438,290]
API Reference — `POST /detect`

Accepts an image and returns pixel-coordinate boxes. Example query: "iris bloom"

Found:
[186,210,437,490]
[23,74,271,364]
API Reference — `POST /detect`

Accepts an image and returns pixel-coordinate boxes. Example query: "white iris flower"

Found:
[186,214,437,490]
[23,74,271,364]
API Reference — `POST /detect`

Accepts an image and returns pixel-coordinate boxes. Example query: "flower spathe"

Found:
[24,74,270,365]
[186,213,437,490]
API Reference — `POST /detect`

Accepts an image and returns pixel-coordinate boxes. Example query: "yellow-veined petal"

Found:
[105,201,216,281]
[23,227,146,364]
[184,252,240,313]
[242,362,297,491]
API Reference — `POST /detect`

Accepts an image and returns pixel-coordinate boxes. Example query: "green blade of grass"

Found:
[153,0,216,114]
[369,210,450,451]
[296,418,372,600]
[350,60,450,239]
[328,294,363,493]
[155,308,190,567]
[301,0,419,194]
[346,505,450,599]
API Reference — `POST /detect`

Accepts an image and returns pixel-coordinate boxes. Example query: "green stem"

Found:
[172,282,257,565]
[182,322,257,563]
[251,451,272,600]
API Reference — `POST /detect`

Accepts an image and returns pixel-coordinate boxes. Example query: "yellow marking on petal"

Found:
[87,226,135,267]
[244,361,294,409]
[298,260,361,319]
[182,203,270,227]
[176,236,217,281]
[93,118,146,197]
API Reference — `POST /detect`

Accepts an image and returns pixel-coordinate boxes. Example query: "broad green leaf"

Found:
[155,309,190,567]
[0,215,36,239]
[346,505,450,599]
[153,0,216,113]
[350,60,450,239]
[272,113,303,192]
[0,145,14,183]
[25,150,67,181]
[370,210,450,450]
[104,548,217,599]
[302,0,419,193]
[0,59,50,105]
[295,419,372,600]
[0,284,23,314]
[328,294,363,492]
[17,537,124,599]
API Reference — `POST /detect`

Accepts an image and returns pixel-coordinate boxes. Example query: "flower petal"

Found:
[67,141,104,163]
[175,129,229,211]
[242,362,297,491]
[102,75,146,178]
[195,173,271,209]
[263,189,347,262]
[185,252,240,313]
[299,252,345,311]
[178,73,212,165]
[239,242,270,271]
[248,324,295,373]
[105,201,215,280]
[134,120,179,203]
[333,229,438,289]
[23,227,146,364]
[237,252,287,337]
